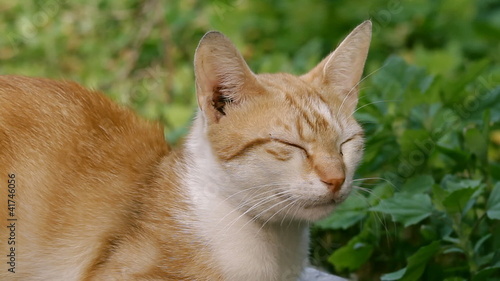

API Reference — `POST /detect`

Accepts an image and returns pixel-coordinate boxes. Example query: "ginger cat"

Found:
[0,21,371,281]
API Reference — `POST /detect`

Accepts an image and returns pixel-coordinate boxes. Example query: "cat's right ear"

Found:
[194,31,258,123]
[301,21,372,113]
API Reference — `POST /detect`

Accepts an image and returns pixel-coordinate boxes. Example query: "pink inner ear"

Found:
[199,58,221,93]
[195,54,222,115]
[195,48,255,122]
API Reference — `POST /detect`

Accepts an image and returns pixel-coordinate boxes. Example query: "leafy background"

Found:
[1,0,499,280]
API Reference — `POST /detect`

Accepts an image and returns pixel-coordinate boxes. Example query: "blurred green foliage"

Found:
[1,0,499,280]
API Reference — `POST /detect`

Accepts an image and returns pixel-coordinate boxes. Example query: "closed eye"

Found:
[271,138,309,157]
[340,133,364,155]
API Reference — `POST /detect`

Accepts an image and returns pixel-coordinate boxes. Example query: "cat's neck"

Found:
[182,114,309,281]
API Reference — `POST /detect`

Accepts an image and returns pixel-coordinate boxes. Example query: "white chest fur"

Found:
[191,180,308,281]
[191,190,309,281]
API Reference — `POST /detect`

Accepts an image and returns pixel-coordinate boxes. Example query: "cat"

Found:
[0,20,371,281]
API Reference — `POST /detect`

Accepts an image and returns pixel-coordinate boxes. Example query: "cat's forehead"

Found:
[256,73,312,93]
[255,73,343,107]
[251,73,352,141]
[257,73,343,118]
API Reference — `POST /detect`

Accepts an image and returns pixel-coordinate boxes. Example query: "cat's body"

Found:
[0,21,371,281]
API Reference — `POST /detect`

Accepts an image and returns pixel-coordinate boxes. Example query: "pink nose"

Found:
[321,177,345,193]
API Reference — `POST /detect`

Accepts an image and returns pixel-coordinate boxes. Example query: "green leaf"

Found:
[474,233,492,254]
[432,184,449,212]
[436,145,470,170]
[381,268,406,281]
[381,241,441,281]
[443,247,465,254]
[402,175,434,194]
[487,182,500,220]
[464,128,488,160]
[420,224,438,241]
[328,234,374,271]
[370,193,433,227]
[442,176,482,192]
[472,265,500,281]
[442,186,478,214]
[368,183,395,206]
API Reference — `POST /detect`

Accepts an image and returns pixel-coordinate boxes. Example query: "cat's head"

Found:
[192,21,371,223]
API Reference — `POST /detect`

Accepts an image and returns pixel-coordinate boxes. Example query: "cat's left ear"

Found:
[194,31,260,123]
[301,21,372,113]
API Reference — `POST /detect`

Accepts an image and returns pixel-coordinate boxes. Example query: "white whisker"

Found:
[352,99,401,116]
[219,189,293,235]
[258,197,299,233]
[353,185,375,195]
[236,194,296,234]
[353,177,397,190]
[286,198,309,230]
[216,189,285,230]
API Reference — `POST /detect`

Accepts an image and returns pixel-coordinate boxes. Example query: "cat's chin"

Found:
[293,190,352,222]
[262,201,337,223]
[298,202,337,222]
[303,199,336,209]
[248,201,336,225]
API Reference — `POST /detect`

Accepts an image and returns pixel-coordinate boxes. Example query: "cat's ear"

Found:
[194,31,258,123]
[301,20,372,113]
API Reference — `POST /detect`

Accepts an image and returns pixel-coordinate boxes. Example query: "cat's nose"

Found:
[314,155,345,193]
[321,177,345,193]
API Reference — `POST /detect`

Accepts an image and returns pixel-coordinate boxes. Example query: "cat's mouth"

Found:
[303,199,336,209]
